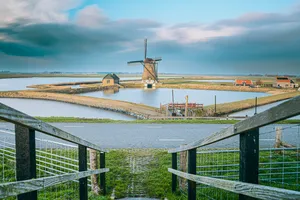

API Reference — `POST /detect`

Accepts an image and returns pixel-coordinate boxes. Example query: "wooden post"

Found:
[214,95,217,114]
[179,145,187,191]
[172,89,175,115]
[100,152,106,195]
[166,104,169,116]
[172,153,177,192]
[185,95,189,117]
[89,149,100,195]
[15,125,37,200]
[274,127,282,149]
[254,97,258,115]
[188,148,196,200]
[239,128,259,200]
[79,145,88,200]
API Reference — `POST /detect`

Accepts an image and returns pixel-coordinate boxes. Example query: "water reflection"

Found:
[103,87,119,95]
[81,88,269,107]
[0,77,143,91]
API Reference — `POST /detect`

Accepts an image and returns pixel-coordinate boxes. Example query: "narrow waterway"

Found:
[80,88,269,107]
[0,98,135,120]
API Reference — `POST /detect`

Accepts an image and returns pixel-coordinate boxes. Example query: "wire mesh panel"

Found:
[0,124,17,184]
[196,136,240,200]
[259,123,300,191]
[176,150,188,198]
[38,180,79,200]
[35,132,81,199]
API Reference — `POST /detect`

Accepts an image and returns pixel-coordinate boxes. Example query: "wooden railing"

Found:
[0,103,108,200]
[168,95,300,200]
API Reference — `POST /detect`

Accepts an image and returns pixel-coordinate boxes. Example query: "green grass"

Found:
[1,148,299,199]
[1,116,298,124]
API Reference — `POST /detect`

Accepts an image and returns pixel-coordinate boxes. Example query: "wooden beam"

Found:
[0,103,107,152]
[100,152,106,195]
[172,153,177,192]
[15,125,37,200]
[169,95,300,153]
[79,145,88,200]
[239,128,259,200]
[0,168,109,199]
[168,169,300,200]
[188,149,196,200]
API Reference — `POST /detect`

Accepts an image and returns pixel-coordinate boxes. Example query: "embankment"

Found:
[0,91,164,119]
[204,91,300,116]
[28,83,119,94]
[157,83,294,94]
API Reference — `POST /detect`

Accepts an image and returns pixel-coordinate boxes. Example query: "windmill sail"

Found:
[127,60,144,65]
[144,38,147,59]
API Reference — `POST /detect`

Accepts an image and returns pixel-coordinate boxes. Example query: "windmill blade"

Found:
[144,38,147,59]
[154,57,162,62]
[127,60,144,66]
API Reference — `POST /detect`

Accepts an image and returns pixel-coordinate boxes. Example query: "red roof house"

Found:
[234,79,253,86]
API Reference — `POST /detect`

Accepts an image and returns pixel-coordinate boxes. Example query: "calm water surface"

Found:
[80,88,269,107]
[0,98,135,120]
[0,77,143,91]
[230,100,300,119]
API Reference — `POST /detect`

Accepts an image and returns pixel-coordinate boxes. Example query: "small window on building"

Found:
[107,80,110,84]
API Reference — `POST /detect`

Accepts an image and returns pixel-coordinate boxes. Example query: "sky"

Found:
[0,0,300,75]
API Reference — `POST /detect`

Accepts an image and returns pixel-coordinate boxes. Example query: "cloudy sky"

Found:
[1,0,300,74]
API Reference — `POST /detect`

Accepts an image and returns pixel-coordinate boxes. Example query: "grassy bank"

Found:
[204,91,300,116]
[0,116,298,124]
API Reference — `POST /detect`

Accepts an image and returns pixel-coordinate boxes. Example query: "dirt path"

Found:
[0,91,164,119]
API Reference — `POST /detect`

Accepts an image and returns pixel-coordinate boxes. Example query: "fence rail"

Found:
[169,95,300,153]
[168,95,300,200]
[0,102,108,200]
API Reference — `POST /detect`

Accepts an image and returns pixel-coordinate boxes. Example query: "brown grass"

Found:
[204,91,300,116]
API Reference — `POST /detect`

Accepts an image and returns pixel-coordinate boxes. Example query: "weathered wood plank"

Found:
[0,102,107,152]
[100,152,106,195]
[0,168,109,198]
[171,153,177,192]
[188,149,196,200]
[79,145,88,200]
[169,95,300,153]
[168,169,300,200]
[239,128,259,200]
[15,125,37,200]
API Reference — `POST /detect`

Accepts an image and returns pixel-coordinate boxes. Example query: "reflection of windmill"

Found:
[127,39,162,86]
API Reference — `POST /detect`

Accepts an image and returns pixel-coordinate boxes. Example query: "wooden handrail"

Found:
[168,168,300,200]
[168,95,300,153]
[0,168,109,198]
[0,103,107,152]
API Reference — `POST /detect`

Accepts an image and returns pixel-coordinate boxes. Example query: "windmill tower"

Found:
[127,39,162,88]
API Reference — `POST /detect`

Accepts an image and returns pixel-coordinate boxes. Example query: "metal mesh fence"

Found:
[0,125,100,199]
[259,124,300,191]
[174,121,300,199]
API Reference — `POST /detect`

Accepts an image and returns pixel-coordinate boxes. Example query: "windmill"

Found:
[127,39,162,87]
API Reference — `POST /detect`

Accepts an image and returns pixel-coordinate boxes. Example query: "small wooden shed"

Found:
[102,73,120,86]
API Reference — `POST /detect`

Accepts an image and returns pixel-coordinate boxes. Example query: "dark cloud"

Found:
[209,9,300,30]
[1,5,300,74]
[0,19,161,58]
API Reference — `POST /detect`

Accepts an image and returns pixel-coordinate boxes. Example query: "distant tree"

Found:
[256,79,263,86]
